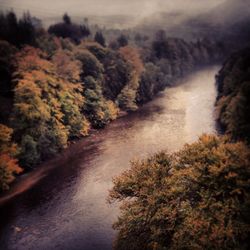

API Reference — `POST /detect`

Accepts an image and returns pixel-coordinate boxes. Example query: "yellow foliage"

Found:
[119,46,144,75]
[106,101,119,120]
[0,124,22,191]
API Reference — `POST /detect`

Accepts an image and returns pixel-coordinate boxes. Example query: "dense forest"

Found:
[216,48,250,144]
[109,47,250,249]
[0,1,250,249]
[0,11,224,191]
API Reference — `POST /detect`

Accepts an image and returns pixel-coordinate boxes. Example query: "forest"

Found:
[0,11,224,191]
[0,4,249,250]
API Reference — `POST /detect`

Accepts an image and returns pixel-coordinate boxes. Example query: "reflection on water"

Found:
[0,66,219,250]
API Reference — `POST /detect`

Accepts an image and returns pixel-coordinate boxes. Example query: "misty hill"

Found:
[42,14,136,29]
[202,0,250,26]
[136,0,250,49]
[188,0,250,41]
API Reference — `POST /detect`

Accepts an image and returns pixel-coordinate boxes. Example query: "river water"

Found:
[0,66,219,250]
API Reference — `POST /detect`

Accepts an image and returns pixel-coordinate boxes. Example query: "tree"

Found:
[216,47,250,144]
[63,13,71,25]
[101,50,131,100]
[109,135,250,250]
[0,40,17,123]
[117,34,128,48]
[137,63,165,103]
[5,11,18,46]
[74,47,104,80]
[52,49,82,83]
[152,30,168,59]
[82,76,118,128]
[116,85,138,111]
[116,46,144,111]
[0,124,22,191]
[18,12,36,46]
[94,31,106,47]
[12,46,89,167]
[48,14,90,43]
[0,11,36,47]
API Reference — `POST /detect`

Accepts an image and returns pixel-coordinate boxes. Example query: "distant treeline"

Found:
[0,11,224,191]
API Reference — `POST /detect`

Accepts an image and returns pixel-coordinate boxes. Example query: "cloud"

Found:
[0,0,227,18]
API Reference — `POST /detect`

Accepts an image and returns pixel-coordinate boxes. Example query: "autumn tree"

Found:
[0,124,22,191]
[117,46,144,111]
[109,135,250,250]
[12,46,89,167]
[52,49,82,83]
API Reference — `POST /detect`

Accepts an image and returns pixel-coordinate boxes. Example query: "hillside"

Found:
[136,0,250,49]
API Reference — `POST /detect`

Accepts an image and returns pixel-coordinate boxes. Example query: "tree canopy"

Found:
[216,47,250,144]
[109,135,250,250]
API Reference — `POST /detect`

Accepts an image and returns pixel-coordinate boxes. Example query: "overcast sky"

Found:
[0,0,227,18]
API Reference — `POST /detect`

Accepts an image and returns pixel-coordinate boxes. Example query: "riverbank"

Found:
[0,65,219,207]
[0,67,219,250]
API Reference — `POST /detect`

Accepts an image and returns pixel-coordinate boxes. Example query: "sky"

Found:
[0,0,227,18]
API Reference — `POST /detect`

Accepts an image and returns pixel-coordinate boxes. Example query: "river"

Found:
[0,66,219,250]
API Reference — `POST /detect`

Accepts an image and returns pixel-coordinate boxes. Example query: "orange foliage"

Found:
[119,46,144,76]
[0,124,22,191]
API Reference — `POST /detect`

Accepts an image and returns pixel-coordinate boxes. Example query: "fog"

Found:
[0,0,226,19]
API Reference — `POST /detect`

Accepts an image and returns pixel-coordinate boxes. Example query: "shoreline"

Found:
[0,65,220,207]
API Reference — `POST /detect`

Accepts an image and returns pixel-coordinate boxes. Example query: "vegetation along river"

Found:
[0,66,219,250]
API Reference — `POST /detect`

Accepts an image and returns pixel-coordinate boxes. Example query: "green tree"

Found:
[116,46,144,111]
[74,47,104,80]
[216,47,250,143]
[83,76,118,128]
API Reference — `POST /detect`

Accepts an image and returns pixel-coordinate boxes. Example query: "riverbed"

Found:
[0,66,219,250]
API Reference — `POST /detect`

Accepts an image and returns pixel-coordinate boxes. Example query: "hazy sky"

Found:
[0,0,227,18]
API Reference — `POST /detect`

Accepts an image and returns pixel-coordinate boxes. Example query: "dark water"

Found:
[0,67,219,250]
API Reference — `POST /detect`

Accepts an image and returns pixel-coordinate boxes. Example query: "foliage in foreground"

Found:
[109,135,250,250]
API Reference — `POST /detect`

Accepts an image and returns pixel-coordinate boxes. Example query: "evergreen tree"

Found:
[117,34,128,47]
[94,31,105,47]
